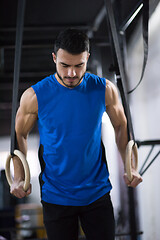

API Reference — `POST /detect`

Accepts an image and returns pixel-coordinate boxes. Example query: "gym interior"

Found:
[0,0,160,239]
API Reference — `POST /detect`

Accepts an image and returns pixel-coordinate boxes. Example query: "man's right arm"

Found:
[10,87,38,198]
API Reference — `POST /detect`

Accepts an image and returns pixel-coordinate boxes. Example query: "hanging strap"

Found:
[104,0,135,141]
[128,0,149,94]
[10,0,26,155]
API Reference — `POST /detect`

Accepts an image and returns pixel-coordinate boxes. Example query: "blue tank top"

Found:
[32,72,112,206]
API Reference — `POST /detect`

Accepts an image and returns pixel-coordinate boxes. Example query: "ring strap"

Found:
[10,0,26,155]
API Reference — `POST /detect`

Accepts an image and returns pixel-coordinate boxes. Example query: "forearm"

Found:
[105,81,142,187]
[11,134,31,197]
[13,156,25,181]
[13,134,28,181]
[16,132,28,156]
[10,88,37,196]
[115,123,128,164]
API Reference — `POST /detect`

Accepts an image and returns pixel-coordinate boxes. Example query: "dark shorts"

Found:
[42,192,115,240]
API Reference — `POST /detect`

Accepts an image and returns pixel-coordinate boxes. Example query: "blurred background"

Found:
[0,0,160,239]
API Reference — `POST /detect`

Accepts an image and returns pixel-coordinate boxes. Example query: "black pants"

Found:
[42,193,115,240]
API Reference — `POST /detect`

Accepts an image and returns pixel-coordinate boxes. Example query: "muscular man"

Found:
[11,28,142,240]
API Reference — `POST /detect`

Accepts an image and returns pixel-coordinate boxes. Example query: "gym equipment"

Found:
[125,140,138,181]
[5,150,30,192]
[5,0,30,191]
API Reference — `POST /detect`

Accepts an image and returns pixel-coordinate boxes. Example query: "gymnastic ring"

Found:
[125,140,138,182]
[5,150,30,192]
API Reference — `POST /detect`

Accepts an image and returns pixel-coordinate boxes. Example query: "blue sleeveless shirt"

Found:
[32,72,112,206]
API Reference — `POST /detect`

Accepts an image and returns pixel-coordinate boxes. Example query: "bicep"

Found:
[105,80,127,129]
[106,102,126,130]
[15,88,38,138]
[15,108,37,138]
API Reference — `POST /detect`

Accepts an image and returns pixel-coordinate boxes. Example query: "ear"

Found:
[87,52,90,61]
[52,52,56,63]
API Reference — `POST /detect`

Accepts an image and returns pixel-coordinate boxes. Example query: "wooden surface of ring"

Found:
[125,140,138,181]
[5,150,30,192]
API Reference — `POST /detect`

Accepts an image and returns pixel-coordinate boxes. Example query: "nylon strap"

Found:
[128,0,149,94]
[10,0,26,155]
[104,0,135,141]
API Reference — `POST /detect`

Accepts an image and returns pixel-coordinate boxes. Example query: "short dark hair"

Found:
[54,28,90,55]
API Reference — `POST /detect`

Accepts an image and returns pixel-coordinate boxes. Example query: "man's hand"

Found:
[123,168,143,188]
[10,180,32,198]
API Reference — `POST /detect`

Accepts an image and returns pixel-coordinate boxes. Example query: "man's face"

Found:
[52,49,90,88]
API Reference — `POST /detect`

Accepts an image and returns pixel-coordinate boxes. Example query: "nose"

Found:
[67,67,76,77]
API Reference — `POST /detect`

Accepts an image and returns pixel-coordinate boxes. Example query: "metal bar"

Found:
[10,0,26,155]
[139,145,154,174]
[115,231,143,236]
[141,151,160,176]
[128,187,138,240]
[1,44,53,49]
[91,6,106,32]
[87,6,106,37]
[0,25,90,32]
[137,140,160,147]
[120,2,143,32]
[1,39,111,49]
[0,71,53,78]
[137,140,160,175]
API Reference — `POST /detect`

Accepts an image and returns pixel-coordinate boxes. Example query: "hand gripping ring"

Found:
[5,150,30,192]
[125,140,138,182]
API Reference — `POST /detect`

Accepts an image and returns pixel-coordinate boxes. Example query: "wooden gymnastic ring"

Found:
[5,150,30,192]
[125,140,138,182]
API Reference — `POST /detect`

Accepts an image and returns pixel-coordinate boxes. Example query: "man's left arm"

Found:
[105,79,142,187]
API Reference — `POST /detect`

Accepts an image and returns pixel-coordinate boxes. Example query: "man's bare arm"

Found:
[11,87,38,198]
[15,87,38,154]
[105,80,142,187]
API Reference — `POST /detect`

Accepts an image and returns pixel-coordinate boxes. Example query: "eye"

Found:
[61,64,69,68]
[76,64,84,68]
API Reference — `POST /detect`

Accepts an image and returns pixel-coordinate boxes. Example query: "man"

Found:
[11,28,142,240]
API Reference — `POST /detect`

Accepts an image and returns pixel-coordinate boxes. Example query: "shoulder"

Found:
[105,79,119,106]
[85,72,105,82]
[20,87,38,114]
[85,72,106,88]
[32,75,54,91]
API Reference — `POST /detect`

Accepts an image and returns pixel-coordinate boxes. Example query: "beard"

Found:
[56,70,85,88]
